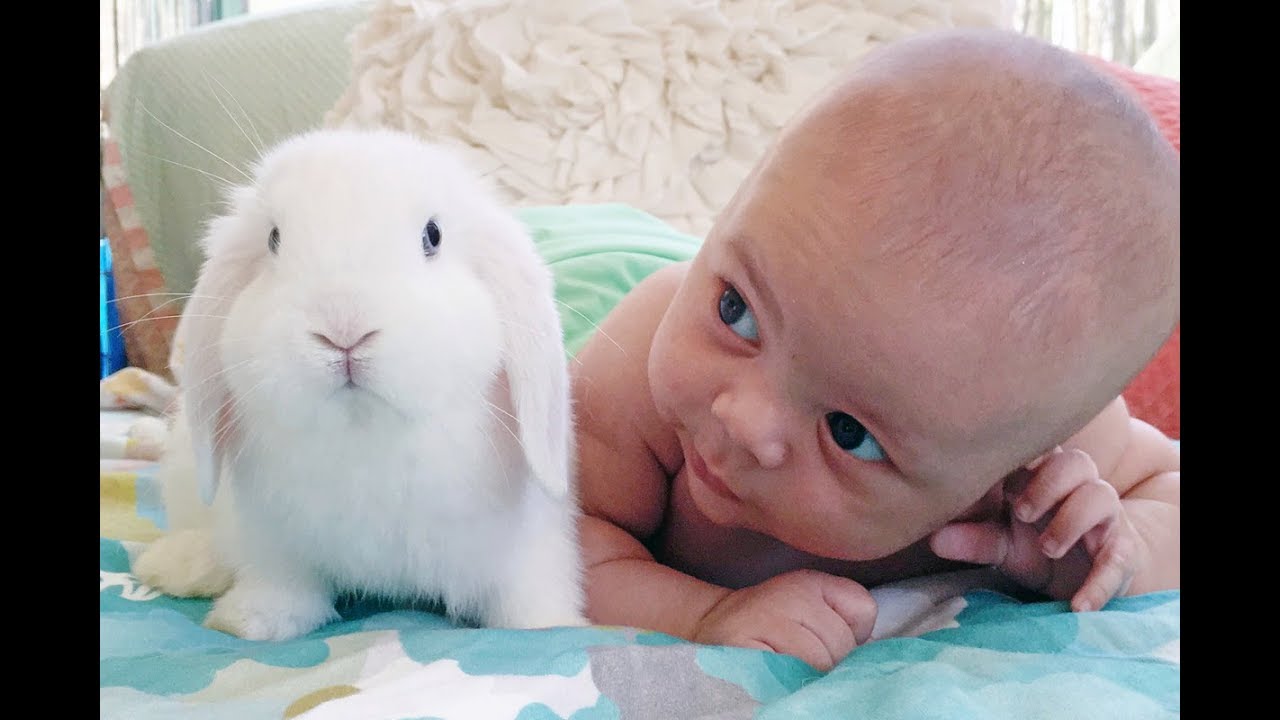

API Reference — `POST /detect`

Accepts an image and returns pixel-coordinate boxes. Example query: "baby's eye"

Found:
[826,412,886,462]
[719,285,758,341]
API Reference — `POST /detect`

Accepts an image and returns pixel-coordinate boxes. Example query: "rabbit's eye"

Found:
[268,227,280,254]
[422,218,442,257]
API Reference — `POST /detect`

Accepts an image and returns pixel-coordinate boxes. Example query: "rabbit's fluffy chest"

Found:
[228,405,527,597]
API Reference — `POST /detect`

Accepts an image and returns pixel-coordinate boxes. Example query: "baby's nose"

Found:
[711,390,788,469]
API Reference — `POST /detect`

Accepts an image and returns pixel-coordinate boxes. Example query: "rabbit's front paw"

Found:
[204,575,336,641]
[132,529,234,598]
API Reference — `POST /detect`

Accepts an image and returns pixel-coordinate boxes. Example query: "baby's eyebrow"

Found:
[728,238,784,329]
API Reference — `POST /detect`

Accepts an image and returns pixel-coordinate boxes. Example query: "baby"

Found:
[571,28,1179,672]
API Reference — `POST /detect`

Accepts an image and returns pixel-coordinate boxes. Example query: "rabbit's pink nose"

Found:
[311,330,380,355]
[312,330,380,383]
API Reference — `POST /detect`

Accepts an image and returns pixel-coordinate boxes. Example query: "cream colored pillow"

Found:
[325,0,1011,237]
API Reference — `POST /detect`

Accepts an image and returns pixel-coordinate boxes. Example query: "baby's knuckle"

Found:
[805,653,836,673]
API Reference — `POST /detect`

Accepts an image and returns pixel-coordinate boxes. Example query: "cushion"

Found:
[324,0,1012,238]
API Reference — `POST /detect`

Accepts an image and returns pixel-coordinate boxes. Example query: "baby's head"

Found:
[648,28,1179,560]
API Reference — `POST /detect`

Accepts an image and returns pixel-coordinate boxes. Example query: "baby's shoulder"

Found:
[572,263,688,531]
[1064,396,1178,496]
[575,262,686,457]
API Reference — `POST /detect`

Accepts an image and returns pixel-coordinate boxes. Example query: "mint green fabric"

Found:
[517,204,703,356]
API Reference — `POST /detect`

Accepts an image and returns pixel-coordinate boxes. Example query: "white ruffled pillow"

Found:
[326,0,1011,237]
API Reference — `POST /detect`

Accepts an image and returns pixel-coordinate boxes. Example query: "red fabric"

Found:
[1086,57,1180,439]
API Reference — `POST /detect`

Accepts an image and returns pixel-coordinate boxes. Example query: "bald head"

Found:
[756,28,1179,449]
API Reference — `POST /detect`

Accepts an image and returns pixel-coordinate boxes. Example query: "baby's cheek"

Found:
[648,319,699,418]
[647,352,687,425]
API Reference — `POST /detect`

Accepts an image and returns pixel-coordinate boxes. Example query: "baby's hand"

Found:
[692,569,877,672]
[930,448,1149,613]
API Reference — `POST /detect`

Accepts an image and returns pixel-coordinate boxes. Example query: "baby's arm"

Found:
[932,396,1179,610]
[1064,396,1180,595]
[574,263,734,639]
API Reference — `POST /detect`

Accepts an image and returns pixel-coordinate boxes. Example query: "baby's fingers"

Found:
[1070,530,1137,613]
[929,522,1009,566]
[819,574,877,647]
[1038,479,1121,559]
[748,627,838,673]
[1012,448,1098,524]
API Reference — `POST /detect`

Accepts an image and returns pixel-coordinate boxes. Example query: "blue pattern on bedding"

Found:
[102,531,1178,717]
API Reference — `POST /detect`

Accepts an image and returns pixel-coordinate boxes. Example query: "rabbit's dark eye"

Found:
[422,217,442,257]
[268,227,280,254]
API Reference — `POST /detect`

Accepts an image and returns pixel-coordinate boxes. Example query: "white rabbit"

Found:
[131,128,587,641]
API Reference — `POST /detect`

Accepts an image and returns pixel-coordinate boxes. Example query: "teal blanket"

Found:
[101,493,1180,719]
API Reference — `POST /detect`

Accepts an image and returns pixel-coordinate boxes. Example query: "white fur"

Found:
[132,128,586,640]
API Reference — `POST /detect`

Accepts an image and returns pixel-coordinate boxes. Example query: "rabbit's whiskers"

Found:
[202,69,265,159]
[111,313,226,335]
[555,299,626,357]
[132,151,240,192]
[140,104,253,183]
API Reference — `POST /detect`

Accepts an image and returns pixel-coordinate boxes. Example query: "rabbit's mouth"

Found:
[322,381,405,425]
[335,359,370,388]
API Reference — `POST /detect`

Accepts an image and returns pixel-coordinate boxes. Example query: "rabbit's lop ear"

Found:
[483,215,573,499]
[173,248,254,505]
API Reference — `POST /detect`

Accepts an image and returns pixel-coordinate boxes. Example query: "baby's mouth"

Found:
[687,444,741,503]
